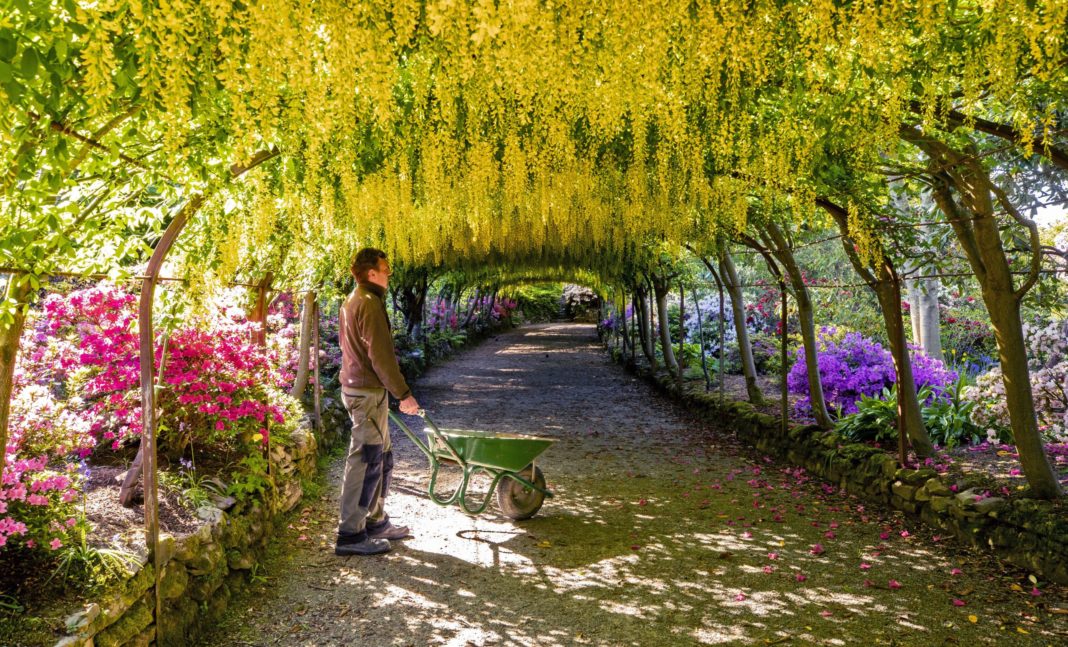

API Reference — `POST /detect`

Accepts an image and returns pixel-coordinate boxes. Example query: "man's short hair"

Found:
[351,247,387,283]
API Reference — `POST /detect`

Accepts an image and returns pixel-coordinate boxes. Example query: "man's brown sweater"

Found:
[339,282,412,400]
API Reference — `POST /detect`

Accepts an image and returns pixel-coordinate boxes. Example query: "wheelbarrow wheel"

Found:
[496,466,546,520]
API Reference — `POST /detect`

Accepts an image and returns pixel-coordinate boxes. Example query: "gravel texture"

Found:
[200,323,1068,646]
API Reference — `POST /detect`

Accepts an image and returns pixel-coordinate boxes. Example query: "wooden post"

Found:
[718,279,725,404]
[250,273,273,346]
[252,273,273,476]
[780,280,789,435]
[137,194,206,646]
[313,298,322,435]
[677,283,685,393]
[129,147,279,645]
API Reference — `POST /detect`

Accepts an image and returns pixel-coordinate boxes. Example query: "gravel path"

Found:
[201,323,1067,646]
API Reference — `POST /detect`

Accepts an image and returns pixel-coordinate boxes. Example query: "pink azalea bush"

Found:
[1,282,304,555]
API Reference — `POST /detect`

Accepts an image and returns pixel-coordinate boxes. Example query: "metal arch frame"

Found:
[137,148,279,644]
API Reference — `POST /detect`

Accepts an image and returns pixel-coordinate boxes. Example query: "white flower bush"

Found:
[963,320,1068,443]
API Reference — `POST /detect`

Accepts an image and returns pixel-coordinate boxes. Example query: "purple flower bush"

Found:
[789,327,957,417]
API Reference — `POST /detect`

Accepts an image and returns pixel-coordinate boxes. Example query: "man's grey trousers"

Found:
[338,387,394,541]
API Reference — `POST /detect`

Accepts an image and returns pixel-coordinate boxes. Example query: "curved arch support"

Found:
[120,149,279,646]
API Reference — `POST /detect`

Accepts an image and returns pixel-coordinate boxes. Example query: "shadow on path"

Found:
[201,323,1067,646]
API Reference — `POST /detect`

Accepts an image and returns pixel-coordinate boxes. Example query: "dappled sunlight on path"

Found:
[203,324,1067,646]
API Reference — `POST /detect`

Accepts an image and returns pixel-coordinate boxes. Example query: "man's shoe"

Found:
[334,536,390,556]
[367,523,412,541]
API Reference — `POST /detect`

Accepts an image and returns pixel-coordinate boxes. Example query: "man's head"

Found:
[351,248,391,288]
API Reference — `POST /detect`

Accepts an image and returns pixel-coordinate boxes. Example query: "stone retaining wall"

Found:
[632,363,1068,586]
[55,406,347,647]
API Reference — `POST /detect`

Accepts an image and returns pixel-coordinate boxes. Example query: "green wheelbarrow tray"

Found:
[389,410,556,519]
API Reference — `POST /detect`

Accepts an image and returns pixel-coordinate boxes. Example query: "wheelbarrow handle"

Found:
[390,409,466,467]
[417,412,467,466]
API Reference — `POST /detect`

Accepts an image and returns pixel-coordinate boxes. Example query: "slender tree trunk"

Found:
[763,224,832,428]
[720,252,765,405]
[873,269,935,458]
[289,291,316,398]
[677,283,685,390]
[461,289,480,328]
[652,277,679,374]
[692,287,711,391]
[627,296,636,367]
[634,285,657,369]
[906,275,943,362]
[817,198,934,456]
[0,278,31,482]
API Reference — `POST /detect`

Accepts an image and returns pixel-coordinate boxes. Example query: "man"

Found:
[335,248,421,556]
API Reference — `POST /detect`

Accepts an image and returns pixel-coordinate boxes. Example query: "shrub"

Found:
[963,320,1068,443]
[2,282,304,558]
[789,327,957,417]
[838,378,985,449]
[35,285,297,457]
[505,284,561,323]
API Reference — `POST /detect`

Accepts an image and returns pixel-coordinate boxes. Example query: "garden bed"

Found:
[0,300,516,647]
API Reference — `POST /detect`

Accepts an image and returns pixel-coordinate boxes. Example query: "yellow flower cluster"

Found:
[8,0,1065,284]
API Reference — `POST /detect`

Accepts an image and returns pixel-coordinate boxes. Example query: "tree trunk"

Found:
[461,289,480,328]
[400,275,428,339]
[691,286,712,391]
[677,283,685,390]
[988,287,1061,496]
[0,278,31,482]
[763,224,833,429]
[874,269,935,458]
[652,277,679,374]
[817,198,934,456]
[906,125,1063,498]
[634,285,657,369]
[289,291,316,398]
[720,252,765,405]
[906,276,943,362]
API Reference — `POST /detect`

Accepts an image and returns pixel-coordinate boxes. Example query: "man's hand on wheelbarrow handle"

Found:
[399,395,421,415]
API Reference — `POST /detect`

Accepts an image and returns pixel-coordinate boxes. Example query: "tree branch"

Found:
[909,101,1068,173]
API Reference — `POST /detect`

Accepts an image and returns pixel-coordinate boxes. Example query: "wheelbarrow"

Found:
[388,410,556,520]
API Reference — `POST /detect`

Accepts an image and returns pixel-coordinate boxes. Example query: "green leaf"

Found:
[0,60,11,83]
[54,37,68,62]
[3,79,23,103]
[0,34,16,61]
[19,46,38,78]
